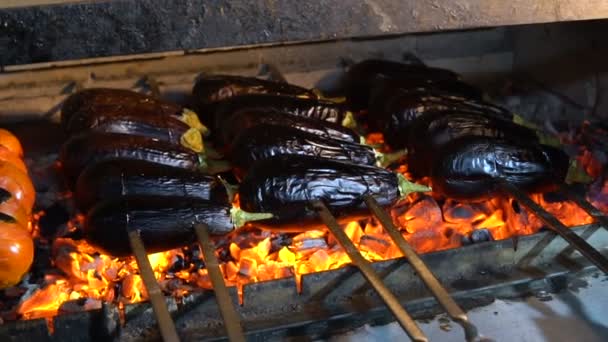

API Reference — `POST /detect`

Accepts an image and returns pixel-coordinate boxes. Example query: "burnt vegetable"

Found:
[239,155,430,230]
[62,88,207,135]
[229,124,378,170]
[430,136,569,201]
[75,160,228,212]
[59,132,204,185]
[84,196,273,257]
[216,108,359,149]
[206,94,355,133]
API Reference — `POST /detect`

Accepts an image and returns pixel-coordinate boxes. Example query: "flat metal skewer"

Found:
[312,200,428,342]
[194,223,246,342]
[501,182,608,273]
[559,184,608,229]
[128,230,181,342]
[364,195,482,342]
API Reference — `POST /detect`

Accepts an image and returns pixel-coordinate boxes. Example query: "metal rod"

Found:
[195,223,246,342]
[128,230,181,342]
[501,182,608,274]
[559,184,608,229]
[364,195,481,342]
[311,200,428,342]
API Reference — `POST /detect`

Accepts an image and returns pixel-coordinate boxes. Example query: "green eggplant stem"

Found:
[199,159,233,175]
[375,148,408,168]
[230,207,274,228]
[341,111,358,130]
[217,176,239,203]
[180,109,210,137]
[397,173,431,198]
[565,159,593,184]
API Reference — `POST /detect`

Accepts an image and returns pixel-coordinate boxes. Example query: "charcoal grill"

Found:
[2,1,608,341]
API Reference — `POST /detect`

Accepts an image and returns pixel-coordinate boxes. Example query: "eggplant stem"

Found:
[230,207,273,228]
[200,159,233,175]
[341,111,358,130]
[180,128,205,153]
[217,176,239,203]
[375,148,408,168]
[565,159,593,184]
[180,109,210,137]
[397,173,431,198]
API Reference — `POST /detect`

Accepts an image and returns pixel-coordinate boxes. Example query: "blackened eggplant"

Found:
[59,132,203,185]
[430,136,569,201]
[239,155,429,230]
[206,94,354,133]
[192,75,316,105]
[84,196,273,257]
[407,111,539,176]
[84,197,232,256]
[216,108,358,149]
[74,160,227,212]
[343,59,472,111]
[229,125,376,170]
[62,88,182,132]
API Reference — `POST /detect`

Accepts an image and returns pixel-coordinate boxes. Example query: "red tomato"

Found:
[0,129,23,157]
[0,221,34,289]
[0,161,35,213]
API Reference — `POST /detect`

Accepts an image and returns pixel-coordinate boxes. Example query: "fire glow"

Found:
[8,131,607,321]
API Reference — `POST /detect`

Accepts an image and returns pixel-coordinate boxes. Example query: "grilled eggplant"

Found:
[229,124,377,170]
[239,155,430,230]
[84,196,272,257]
[62,88,207,135]
[59,132,203,185]
[192,74,316,108]
[74,160,228,212]
[216,108,359,149]
[430,136,569,201]
[343,59,477,111]
[203,94,354,133]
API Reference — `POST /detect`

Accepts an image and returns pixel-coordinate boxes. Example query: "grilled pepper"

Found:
[216,108,359,149]
[239,155,430,230]
[84,196,272,257]
[62,88,207,135]
[430,136,569,201]
[75,160,229,212]
[59,132,205,186]
[343,59,479,111]
[209,94,356,132]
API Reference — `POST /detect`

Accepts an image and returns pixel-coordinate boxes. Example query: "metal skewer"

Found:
[312,200,428,342]
[364,195,483,342]
[128,230,181,342]
[501,182,608,273]
[194,223,246,342]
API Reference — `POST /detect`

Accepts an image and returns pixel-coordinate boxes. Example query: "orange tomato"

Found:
[0,162,35,213]
[0,146,27,173]
[0,128,23,157]
[0,221,34,289]
[0,197,28,228]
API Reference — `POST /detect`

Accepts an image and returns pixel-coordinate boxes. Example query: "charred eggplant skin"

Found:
[230,125,376,170]
[343,59,470,111]
[217,108,358,148]
[75,160,227,213]
[61,88,183,133]
[430,137,569,201]
[204,94,349,132]
[59,132,201,186]
[84,196,234,257]
[239,155,400,229]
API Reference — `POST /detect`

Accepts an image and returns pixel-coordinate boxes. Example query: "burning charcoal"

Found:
[58,298,102,314]
[443,202,477,223]
[542,191,568,203]
[168,255,187,274]
[38,202,71,238]
[359,234,391,257]
[269,234,294,255]
[292,237,328,254]
[470,229,494,243]
[398,196,442,233]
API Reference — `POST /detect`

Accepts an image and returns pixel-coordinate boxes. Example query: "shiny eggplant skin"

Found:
[75,160,227,212]
[84,196,233,257]
[76,113,191,144]
[216,108,358,148]
[407,111,539,176]
[343,59,467,111]
[230,125,376,170]
[59,132,201,186]
[61,88,183,133]
[206,94,349,132]
[430,137,569,201]
[239,155,399,230]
